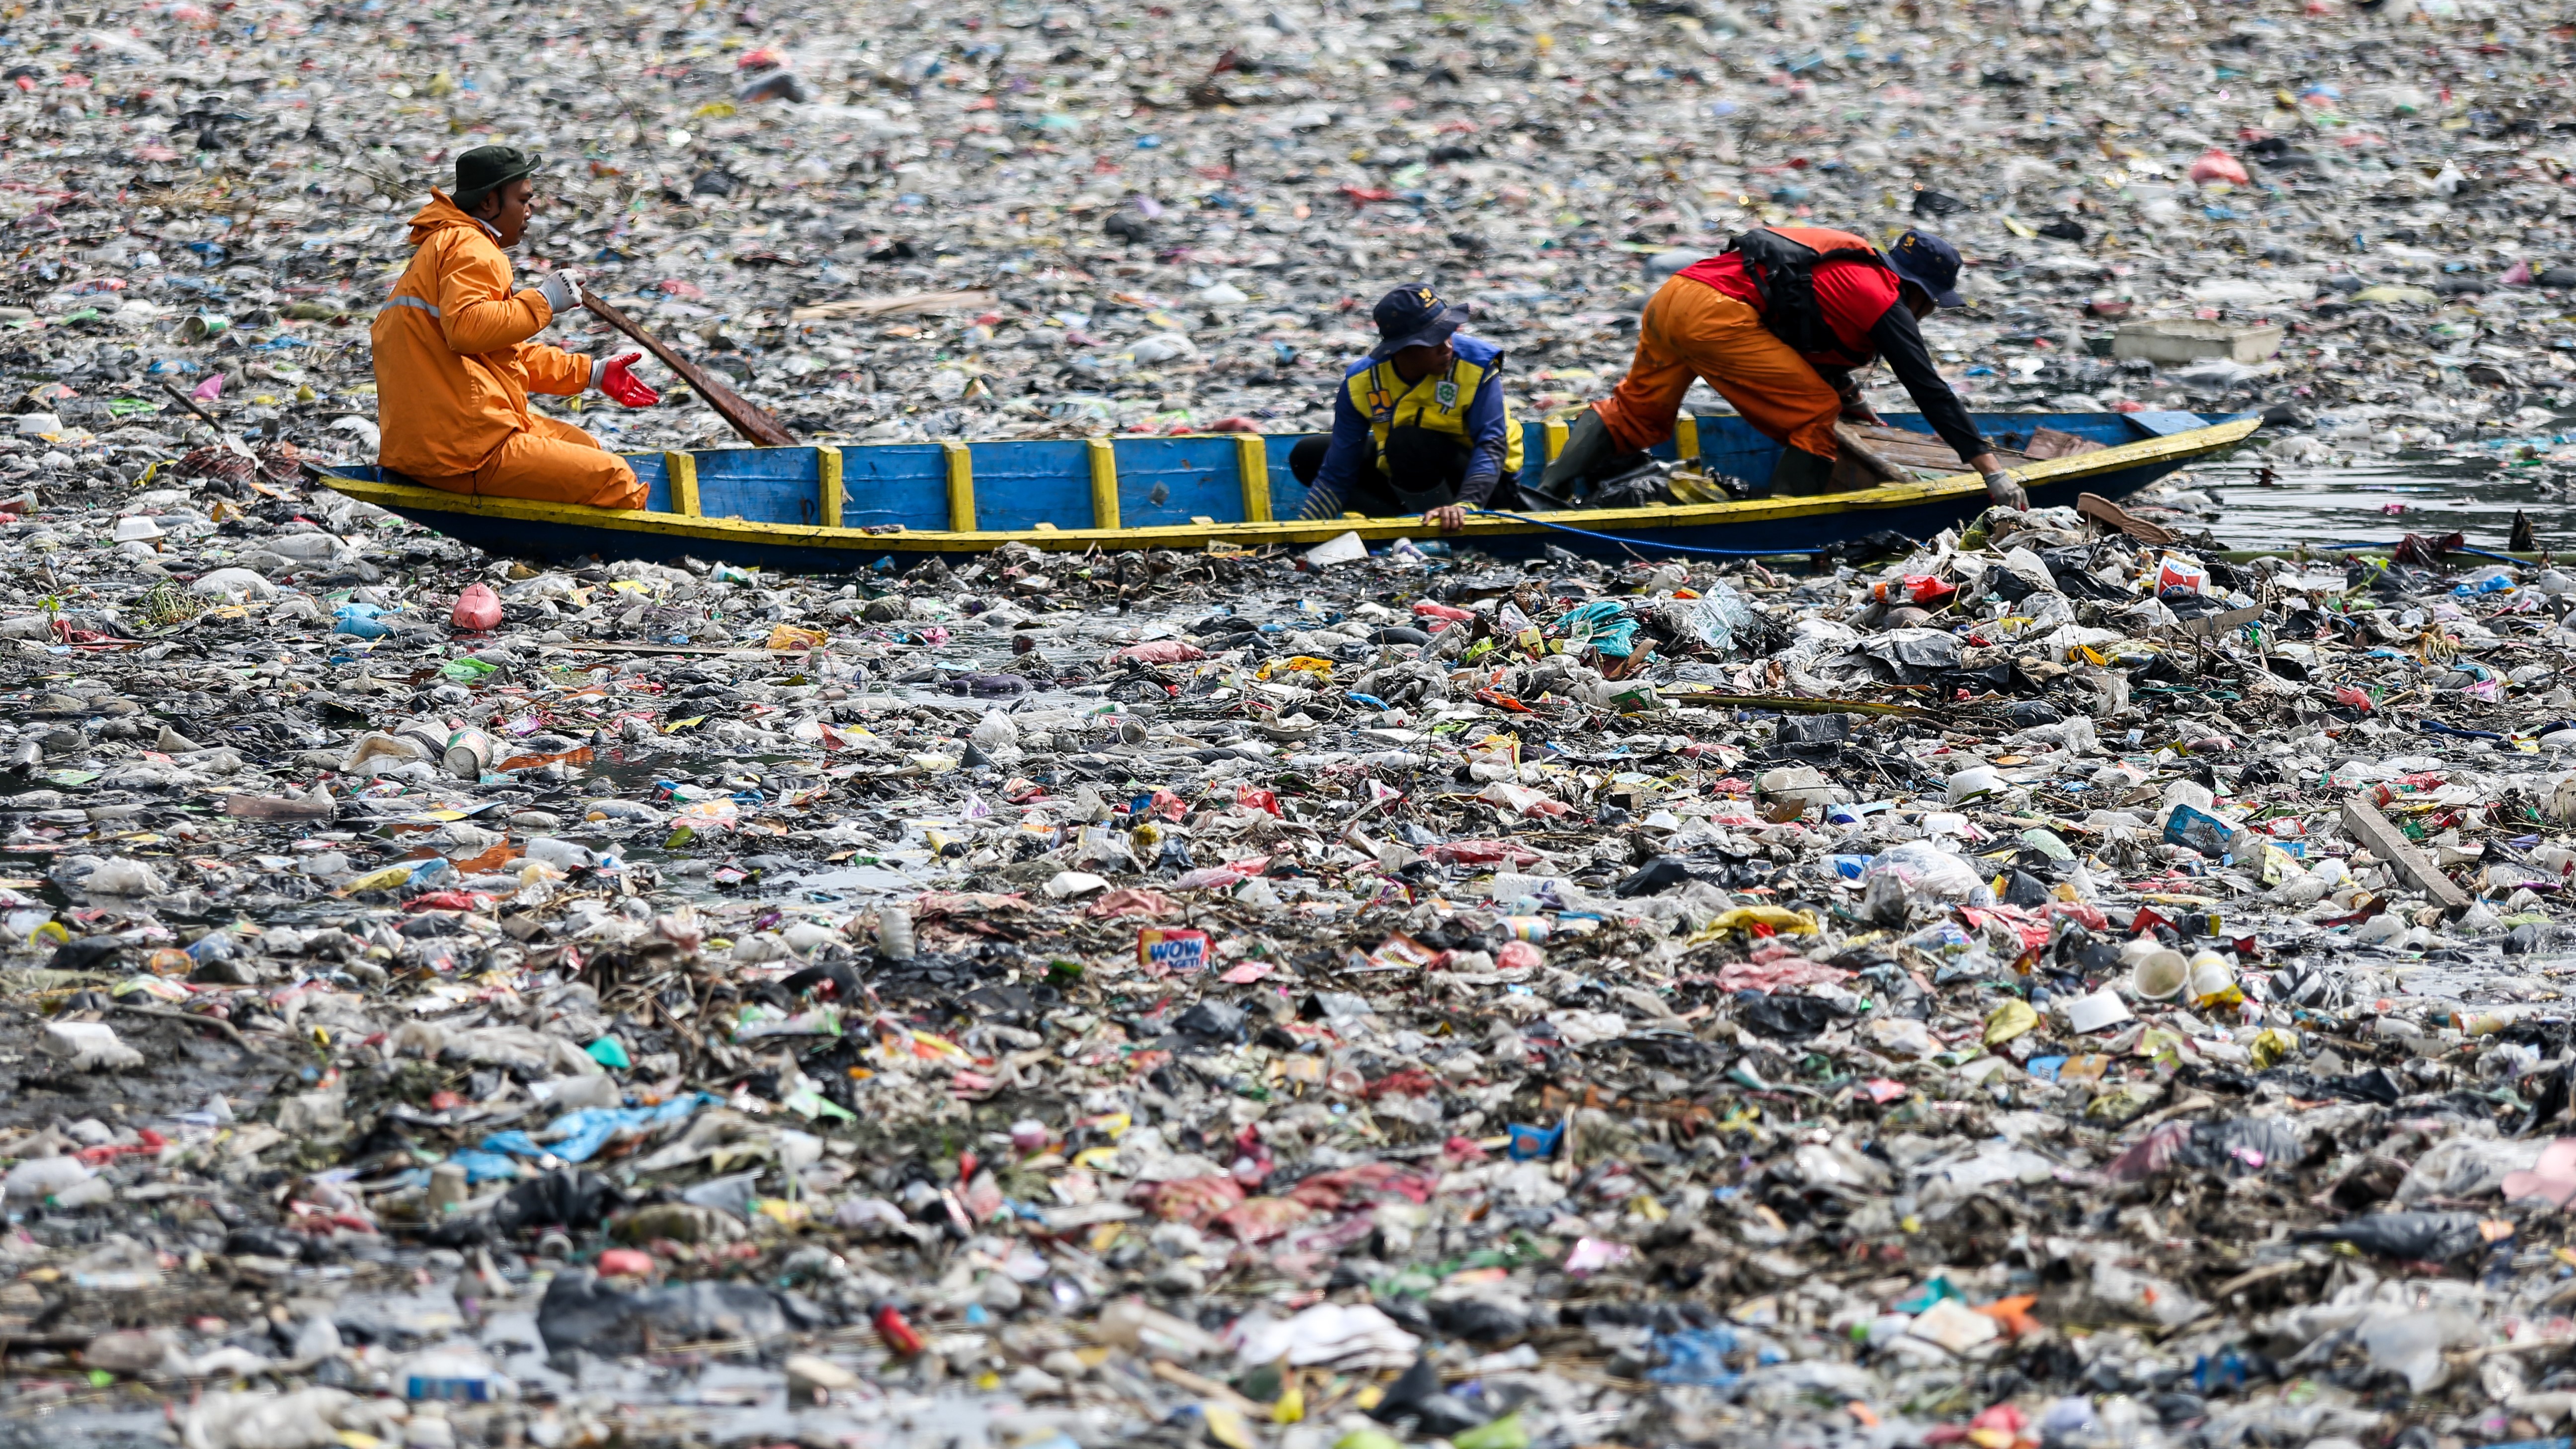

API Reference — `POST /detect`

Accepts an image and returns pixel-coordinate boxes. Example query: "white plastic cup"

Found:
[2067,988,2135,1033]
[2128,947,2189,1001]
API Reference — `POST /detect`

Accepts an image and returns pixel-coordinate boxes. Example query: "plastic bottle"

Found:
[876,905,915,962]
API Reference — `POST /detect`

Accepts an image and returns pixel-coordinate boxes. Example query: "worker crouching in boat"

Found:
[1291,285,1525,534]
[371,146,662,509]
[1543,227,2027,509]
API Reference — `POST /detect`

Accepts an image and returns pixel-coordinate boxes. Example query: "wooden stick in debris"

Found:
[2340,795,2472,918]
[159,380,229,434]
[111,1001,259,1052]
[580,293,796,448]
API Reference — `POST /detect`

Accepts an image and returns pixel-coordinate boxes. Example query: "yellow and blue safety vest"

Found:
[1297,333,1520,518]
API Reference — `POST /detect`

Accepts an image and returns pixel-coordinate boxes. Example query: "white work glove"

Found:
[532,268,583,316]
[1982,469,2029,511]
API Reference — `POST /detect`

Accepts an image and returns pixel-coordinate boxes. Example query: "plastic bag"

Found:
[1681,583,1757,653]
[1864,840,1986,905]
[535,1269,827,1356]
[2294,1211,2494,1261]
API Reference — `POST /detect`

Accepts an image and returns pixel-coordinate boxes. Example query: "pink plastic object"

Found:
[451,582,502,631]
[2188,148,2250,185]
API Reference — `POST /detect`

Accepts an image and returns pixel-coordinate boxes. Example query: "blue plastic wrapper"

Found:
[483,1093,714,1164]
[332,603,390,639]
[2163,803,2238,859]
[1644,1327,1741,1387]
[1507,1121,1564,1161]
[1892,1276,1961,1313]
[444,1149,522,1183]
[1557,599,1639,656]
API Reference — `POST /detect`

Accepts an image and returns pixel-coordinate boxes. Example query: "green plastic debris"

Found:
[1454,1413,1530,1449]
[586,1037,631,1070]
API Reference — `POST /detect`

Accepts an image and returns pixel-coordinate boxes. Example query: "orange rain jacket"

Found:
[371,190,597,479]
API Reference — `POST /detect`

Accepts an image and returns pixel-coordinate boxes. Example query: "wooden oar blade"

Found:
[581,294,796,448]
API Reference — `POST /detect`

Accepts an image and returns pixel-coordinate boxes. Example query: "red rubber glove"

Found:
[593,352,660,408]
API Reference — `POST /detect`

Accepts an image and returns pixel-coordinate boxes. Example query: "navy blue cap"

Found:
[1368,284,1468,361]
[1886,229,1965,308]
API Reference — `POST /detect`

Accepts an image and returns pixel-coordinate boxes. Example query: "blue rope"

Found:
[1466,509,1817,558]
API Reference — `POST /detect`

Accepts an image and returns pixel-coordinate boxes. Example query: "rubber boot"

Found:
[1767,447,1837,497]
[1537,407,1619,500]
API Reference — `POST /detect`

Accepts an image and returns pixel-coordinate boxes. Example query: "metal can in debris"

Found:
[443,727,495,779]
[1137,926,1210,973]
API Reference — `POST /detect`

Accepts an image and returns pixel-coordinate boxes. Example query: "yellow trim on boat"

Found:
[663,451,699,517]
[323,417,2259,558]
[1543,417,1568,463]
[1235,434,1272,524]
[942,441,975,532]
[816,446,843,529]
[1087,437,1119,531]
[1675,415,1700,463]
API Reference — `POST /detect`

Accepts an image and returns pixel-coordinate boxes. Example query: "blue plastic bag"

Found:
[1644,1327,1741,1386]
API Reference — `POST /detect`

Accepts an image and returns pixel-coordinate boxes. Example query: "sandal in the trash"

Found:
[2077,491,2178,546]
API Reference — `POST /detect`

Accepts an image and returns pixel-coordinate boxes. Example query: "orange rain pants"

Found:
[418,413,645,509]
[1591,279,1846,460]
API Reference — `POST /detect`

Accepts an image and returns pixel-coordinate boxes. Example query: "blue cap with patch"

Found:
[1886,229,1966,308]
[1368,284,1469,360]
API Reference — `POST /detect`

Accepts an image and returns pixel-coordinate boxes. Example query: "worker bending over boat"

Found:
[1544,227,2026,508]
[1292,285,1524,533]
[372,146,662,509]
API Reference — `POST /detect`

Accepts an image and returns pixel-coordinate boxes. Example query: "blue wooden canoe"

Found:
[317,408,2257,568]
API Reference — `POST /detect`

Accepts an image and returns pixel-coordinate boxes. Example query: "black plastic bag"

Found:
[537,1268,831,1356]
[2293,1211,2490,1261]
[496,1168,629,1234]
[1615,857,1694,897]
[1736,994,1840,1040]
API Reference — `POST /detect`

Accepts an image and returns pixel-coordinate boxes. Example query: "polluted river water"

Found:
[2198,448,2571,553]
[13,0,2576,1423]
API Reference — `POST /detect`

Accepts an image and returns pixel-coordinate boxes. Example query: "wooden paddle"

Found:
[1829,422,1915,485]
[580,293,796,448]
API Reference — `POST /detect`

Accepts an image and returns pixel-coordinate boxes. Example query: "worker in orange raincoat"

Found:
[371,146,662,508]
